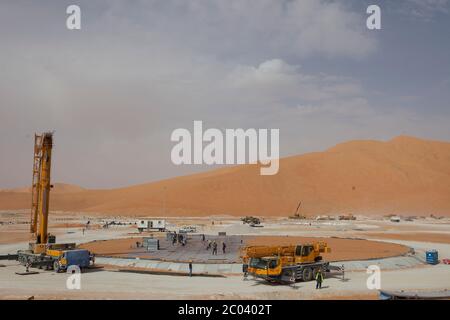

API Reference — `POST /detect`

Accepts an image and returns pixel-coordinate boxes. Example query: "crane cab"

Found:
[293,244,325,264]
[248,257,282,279]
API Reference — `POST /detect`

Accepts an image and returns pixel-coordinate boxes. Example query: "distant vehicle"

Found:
[316,215,331,221]
[390,216,401,223]
[241,216,261,225]
[179,225,197,233]
[250,223,264,228]
[289,201,306,220]
[338,214,356,221]
[137,219,166,232]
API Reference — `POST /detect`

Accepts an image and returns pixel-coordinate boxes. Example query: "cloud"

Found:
[0,1,447,189]
[226,59,365,113]
[93,0,377,60]
[398,0,449,20]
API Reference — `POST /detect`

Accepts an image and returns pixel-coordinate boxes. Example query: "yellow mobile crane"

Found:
[17,132,92,272]
[241,242,340,283]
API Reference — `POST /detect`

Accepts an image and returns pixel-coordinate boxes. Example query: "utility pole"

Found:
[162,186,167,216]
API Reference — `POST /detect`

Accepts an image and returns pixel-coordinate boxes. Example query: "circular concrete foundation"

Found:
[79,234,410,264]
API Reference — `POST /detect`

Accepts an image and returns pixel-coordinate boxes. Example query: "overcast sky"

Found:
[1,0,449,189]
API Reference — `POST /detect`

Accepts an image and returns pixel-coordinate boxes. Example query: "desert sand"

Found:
[0,231,31,245]
[365,232,450,244]
[2,213,450,300]
[1,136,450,217]
[1,183,85,194]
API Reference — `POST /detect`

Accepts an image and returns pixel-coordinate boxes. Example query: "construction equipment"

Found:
[241,241,340,283]
[289,201,306,219]
[241,216,261,225]
[338,214,356,221]
[17,132,92,272]
[179,225,197,233]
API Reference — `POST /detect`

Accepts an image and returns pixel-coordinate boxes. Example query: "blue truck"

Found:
[52,249,92,273]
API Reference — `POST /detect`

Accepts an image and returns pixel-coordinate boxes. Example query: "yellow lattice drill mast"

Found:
[29,132,54,253]
[17,132,93,272]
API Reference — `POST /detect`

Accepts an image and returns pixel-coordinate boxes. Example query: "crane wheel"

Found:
[53,261,61,273]
[302,267,313,281]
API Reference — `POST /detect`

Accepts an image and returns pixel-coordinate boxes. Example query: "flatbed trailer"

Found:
[17,242,92,272]
[17,250,55,270]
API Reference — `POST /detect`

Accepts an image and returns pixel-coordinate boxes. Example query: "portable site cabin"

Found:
[137,219,166,232]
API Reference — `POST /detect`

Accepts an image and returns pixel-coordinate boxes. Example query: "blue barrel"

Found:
[426,250,439,265]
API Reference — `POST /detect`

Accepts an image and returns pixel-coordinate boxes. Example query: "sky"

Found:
[0,0,449,189]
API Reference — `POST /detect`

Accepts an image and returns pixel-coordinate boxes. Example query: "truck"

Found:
[179,225,196,233]
[18,244,92,272]
[241,216,261,225]
[16,132,93,272]
[241,241,341,283]
[137,219,166,232]
[289,201,306,220]
[338,214,356,221]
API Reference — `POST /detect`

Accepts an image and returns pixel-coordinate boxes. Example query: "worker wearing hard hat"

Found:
[315,270,324,289]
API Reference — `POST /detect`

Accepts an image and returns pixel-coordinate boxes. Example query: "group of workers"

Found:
[204,238,226,255]
[171,231,187,246]
[186,235,227,277]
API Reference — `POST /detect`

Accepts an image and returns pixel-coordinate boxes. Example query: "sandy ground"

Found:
[1,258,449,300]
[0,231,32,245]
[1,214,450,299]
[80,237,153,256]
[364,232,450,244]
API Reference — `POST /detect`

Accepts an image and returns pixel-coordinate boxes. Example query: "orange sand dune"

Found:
[1,136,450,217]
[0,183,85,194]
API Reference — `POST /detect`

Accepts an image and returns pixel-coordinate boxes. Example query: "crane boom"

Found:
[242,241,330,260]
[30,132,53,244]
